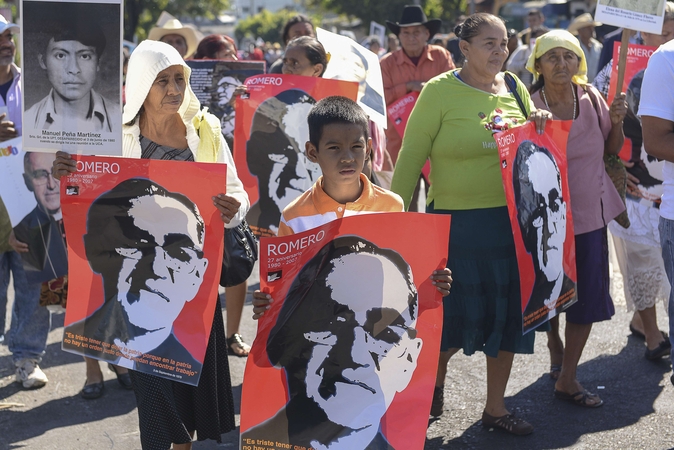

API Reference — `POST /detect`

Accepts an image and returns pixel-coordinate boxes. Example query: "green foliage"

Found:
[308,0,467,34]
[235,9,320,44]
[124,0,229,41]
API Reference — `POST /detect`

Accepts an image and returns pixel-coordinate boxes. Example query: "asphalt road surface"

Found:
[1,255,673,450]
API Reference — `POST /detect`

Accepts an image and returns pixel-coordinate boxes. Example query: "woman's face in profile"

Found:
[143,65,187,116]
[461,22,509,77]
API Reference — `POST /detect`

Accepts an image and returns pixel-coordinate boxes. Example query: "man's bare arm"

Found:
[643,115,674,163]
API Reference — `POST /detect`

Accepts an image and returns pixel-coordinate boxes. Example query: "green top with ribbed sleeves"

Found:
[391,70,535,211]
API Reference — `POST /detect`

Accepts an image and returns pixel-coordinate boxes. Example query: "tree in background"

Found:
[124,0,229,42]
[305,0,466,34]
[235,9,321,44]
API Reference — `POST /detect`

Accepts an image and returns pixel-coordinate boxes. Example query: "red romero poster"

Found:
[608,42,656,105]
[233,74,358,238]
[240,213,450,450]
[496,121,578,334]
[387,91,419,137]
[60,155,226,386]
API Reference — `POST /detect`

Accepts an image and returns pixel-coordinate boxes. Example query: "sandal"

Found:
[630,324,669,341]
[81,381,104,400]
[481,411,533,436]
[549,364,562,380]
[108,363,133,390]
[430,386,444,417]
[645,339,672,360]
[554,389,603,408]
[227,333,251,357]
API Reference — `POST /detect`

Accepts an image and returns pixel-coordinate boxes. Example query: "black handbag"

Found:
[220,219,258,288]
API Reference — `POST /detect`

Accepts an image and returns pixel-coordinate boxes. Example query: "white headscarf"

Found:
[123,40,200,125]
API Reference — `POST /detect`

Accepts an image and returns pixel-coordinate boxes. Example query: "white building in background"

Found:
[231,0,306,18]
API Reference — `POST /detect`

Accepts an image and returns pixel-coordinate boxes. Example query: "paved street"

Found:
[1,255,673,450]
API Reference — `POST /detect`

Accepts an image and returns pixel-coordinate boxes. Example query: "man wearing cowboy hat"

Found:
[568,13,603,82]
[380,5,454,165]
[148,17,200,59]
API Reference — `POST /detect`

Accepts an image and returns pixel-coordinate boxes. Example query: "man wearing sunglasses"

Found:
[243,236,422,449]
[515,141,576,330]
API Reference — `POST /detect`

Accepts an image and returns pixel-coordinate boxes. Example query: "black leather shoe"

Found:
[81,381,104,399]
[108,364,133,390]
[645,339,672,360]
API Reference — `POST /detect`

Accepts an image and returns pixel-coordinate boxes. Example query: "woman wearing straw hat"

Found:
[527,30,627,407]
[148,18,200,59]
[567,13,603,82]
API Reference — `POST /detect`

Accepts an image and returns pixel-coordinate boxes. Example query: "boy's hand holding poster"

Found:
[233,74,358,237]
[0,138,67,283]
[240,213,450,450]
[61,156,226,386]
[496,121,578,333]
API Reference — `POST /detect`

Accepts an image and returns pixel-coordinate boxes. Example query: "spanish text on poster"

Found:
[388,91,419,137]
[186,60,265,149]
[240,213,450,450]
[317,27,387,128]
[0,138,67,283]
[595,0,666,34]
[496,121,578,333]
[608,43,657,105]
[233,74,358,237]
[61,156,226,385]
[21,0,123,155]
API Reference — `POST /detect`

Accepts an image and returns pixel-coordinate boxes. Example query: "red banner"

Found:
[387,91,419,137]
[240,213,450,450]
[61,156,226,386]
[608,42,656,105]
[233,74,358,238]
[496,121,578,333]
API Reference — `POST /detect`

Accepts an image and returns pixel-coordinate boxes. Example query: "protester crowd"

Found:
[2,3,674,449]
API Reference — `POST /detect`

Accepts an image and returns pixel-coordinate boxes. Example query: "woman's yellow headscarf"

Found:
[525,29,588,85]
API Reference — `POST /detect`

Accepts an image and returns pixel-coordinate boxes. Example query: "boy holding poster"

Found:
[248,95,451,449]
[253,96,452,311]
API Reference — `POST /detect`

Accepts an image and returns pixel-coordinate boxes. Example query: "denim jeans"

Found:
[1,251,49,363]
[658,217,674,361]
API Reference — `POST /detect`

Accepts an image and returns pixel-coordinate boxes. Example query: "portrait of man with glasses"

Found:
[11,151,67,283]
[514,141,576,331]
[62,178,207,383]
[242,236,422,449]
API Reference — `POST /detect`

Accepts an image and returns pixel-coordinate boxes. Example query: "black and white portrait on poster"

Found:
[0,138,67,283]
[514,141,577,331]
[21,0,123,155]
[62,178,208,384]
[595,0,666,34]
[186,60,265,150]
[242,236,423,449]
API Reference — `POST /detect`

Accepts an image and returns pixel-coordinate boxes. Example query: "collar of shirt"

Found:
[393,45,433,66]
[311,173,376,216]
[42,89,108,130]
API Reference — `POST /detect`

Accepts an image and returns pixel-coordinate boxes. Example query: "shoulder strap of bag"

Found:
[504,72,530,119]
[582,84,602,128]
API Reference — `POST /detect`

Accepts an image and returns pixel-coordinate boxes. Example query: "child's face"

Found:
[306,123,370,190]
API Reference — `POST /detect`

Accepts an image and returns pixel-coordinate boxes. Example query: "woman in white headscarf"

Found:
[53,40,249,450]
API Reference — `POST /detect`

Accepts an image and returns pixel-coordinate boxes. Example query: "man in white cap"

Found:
[568,13,603,82]
[0,13,51,390]
[148,17,199,59]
